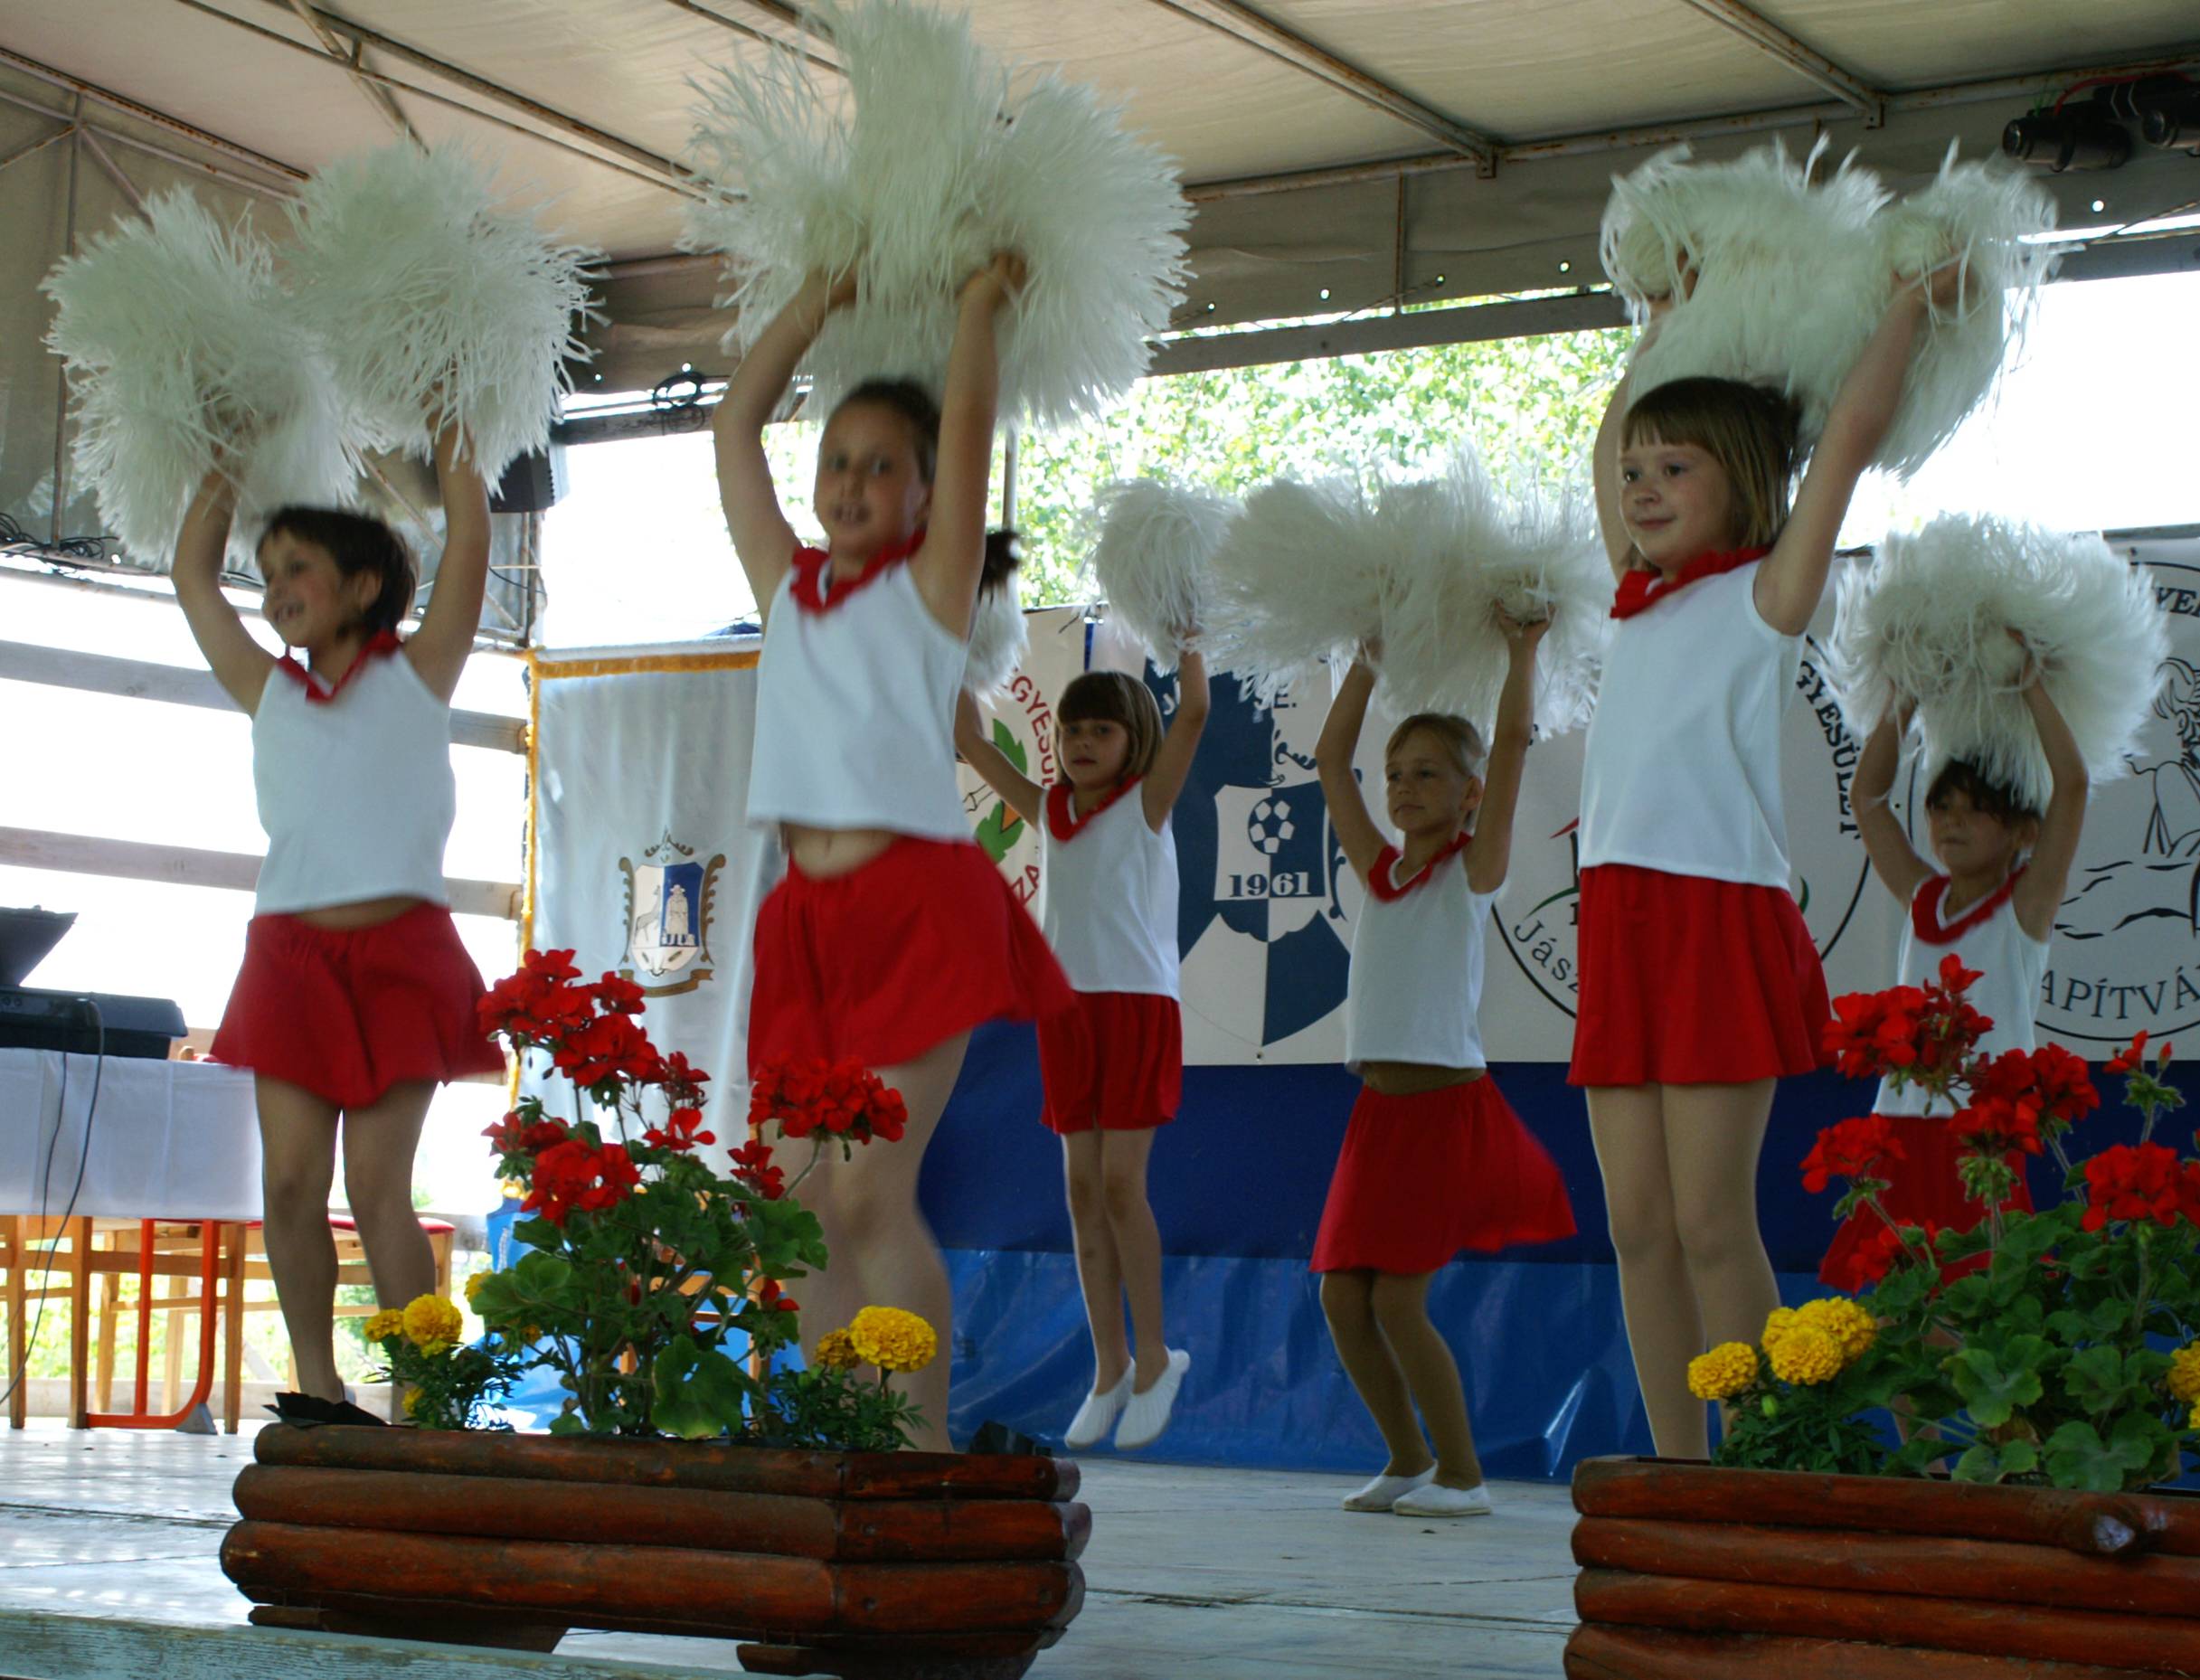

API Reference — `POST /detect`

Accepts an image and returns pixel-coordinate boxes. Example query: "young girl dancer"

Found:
[715,258,1073,1450]
[1819,661,2086,1288]
[954,648,1211,1451]
[1574,268,1962,1458]
[1311,624,1576,1517]
[176,414,500,1421]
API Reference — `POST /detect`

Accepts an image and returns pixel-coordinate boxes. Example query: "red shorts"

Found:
[749,836,1074,1074]
[1818,1111,2035,1289]
[1310,1077,1576,1275]
[210,902,504,1109]
[1568,864,1830,1088]
[1037,991,1181,1134]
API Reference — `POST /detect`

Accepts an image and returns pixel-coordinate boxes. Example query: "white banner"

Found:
[957,606,1090,925]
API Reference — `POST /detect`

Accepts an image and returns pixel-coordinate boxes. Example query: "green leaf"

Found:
[2042,1416,2162,1492]
[972,800,1022,864]
[512,1217,563,1251]
[991,718,1028,776]
[548,1411,587,1436]
[1950,1336,2047,1428]
[2062,1346,2131,1415]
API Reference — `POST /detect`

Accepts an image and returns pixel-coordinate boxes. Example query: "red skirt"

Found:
[1310,1077,1576,1275]
[1568,864,1830,1088]
[1038,991,1182,1134]
[1818,1111,2035,1289]
[210,903,504,1109]
[749,836,1075,1074]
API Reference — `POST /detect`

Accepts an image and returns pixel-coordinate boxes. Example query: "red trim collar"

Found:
[1047,777,1143,842]
[1610,546,1770,620]
[274,630,403,703]
[788,531,925,615]
[1911,869,2025,946]
[1367,833,1470,902]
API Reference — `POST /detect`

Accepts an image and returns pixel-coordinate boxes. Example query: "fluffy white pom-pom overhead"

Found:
[1086,477,1233,671]
[1204,474,1385,703]
[963,573,1029,696]
[41,188,355,567]
[284,144,597,477]
[684,0,1189,430]
[1606,140,2055,477]
[1368,449,1611,738]
[1829,514,2167,812]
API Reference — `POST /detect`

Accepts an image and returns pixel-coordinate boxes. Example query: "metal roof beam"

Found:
[1673,0,1885,120]
[660,0,841,73]
[1151,0,1501,169]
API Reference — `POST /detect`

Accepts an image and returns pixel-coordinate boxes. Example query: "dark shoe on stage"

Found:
[267,1392,387,1428]
[968,1419,1043,1456]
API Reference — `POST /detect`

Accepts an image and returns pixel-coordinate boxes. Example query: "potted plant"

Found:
[1567,958,2200,1679]
[222,948,1089,1679]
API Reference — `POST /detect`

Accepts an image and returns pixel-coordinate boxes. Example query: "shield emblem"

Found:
[618,838,726,996]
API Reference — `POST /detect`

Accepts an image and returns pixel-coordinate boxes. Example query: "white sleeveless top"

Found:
[1581,557,1799,889]
[1345,837,1498,1072]
[1878,872,2051,1118]
[1039,780,1179,999]
[748,545,970,841]
[251,640,455,915]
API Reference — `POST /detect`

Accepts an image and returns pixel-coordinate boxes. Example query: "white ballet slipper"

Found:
[1113,1347,1190,1451]
[1340,1466,1436,1512]
[1393,1481,1495,1519]
[1062,1368,1135,1450]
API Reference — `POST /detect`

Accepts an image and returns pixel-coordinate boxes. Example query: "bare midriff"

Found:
[1358,1060,1484,1098]
[783,823,900,879]
[291,893,430,930]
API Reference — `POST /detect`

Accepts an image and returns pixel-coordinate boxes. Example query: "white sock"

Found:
[1393,1481,1494,1519]
[1062,1367,1135,1450]
[1340,1466,1436,1512]
[1114,1347,1191,1451]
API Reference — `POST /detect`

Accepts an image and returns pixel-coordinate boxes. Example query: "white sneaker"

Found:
[1062,1368,1135,1450]
[1393,1481,1494,1519]
[1114,1348,1190,1451]
[1340,1466,1436,1512]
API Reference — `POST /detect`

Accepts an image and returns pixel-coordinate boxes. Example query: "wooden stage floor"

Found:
[0,1422,1579,1678]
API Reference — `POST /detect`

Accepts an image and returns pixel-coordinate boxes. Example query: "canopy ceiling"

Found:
[3,1,2197,419]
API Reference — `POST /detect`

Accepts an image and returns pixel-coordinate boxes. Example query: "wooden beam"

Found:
[1151,0,1499,167]
[1671,0,1885,119]
[1149,291,1628,377]
[0,827,523,922]
[0,640,527,753]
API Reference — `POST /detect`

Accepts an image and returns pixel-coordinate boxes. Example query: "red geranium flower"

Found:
[482,1111,571,1156]
[756,1278,799,1314]
[1800,1114,1906,1194]
[642,1106,716,1154]
[524,1137,642,1226]
[658,1052,711,1108]
[591,970,647,1015]
[726,1137,785,1200]
[552,1014,664,1090]
[752,1058,907,1148]
[2081,1141,2197,1231]
[1831,1218,1944,1294]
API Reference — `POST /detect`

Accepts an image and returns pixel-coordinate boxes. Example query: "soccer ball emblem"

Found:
[1247,797,1297,857]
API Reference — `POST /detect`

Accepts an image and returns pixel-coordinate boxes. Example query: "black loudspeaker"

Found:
[490,446,568,514]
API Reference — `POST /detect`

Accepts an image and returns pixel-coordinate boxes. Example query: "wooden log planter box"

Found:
[222,1425,1090,1679]
[1565,1457,2200,1679]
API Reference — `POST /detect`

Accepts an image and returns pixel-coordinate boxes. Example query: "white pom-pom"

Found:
[1873,148,2058,477]
[684,0,1187,430]
[1368,450,1610,737]
[284,145,597,477]
[1829,514,2167,810]
[963,574,1028,696]
[1608,139,2051,477]
[41,189,354,567]
[1204,474,1384,702]
[1086,477,1233,671]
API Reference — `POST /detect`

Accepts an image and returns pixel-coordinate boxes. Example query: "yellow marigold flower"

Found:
[463,1270,490,1307]
[815,1327,863,1372]
[401,1295,464,1351]
[362,1308,406,1344]
[1768,1326,1844,1387]
[1794,1298,1877,1365]
[1686,1343,1760,1402]
[2168,1343,2200,1404]
[1760,1307,1799,1353]
[846,1306,938,1374]
[402,1386,423,1417]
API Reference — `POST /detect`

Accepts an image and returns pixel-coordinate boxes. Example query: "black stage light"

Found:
[2114,76,2200,152]
[2003,97,2133,173]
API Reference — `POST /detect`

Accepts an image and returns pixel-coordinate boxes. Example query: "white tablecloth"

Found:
[0,1049,262,1221]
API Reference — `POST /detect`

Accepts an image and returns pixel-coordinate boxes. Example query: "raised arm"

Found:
[2011,656,2088,941]
[954,688,1044,830]
[1315,655,1387,885]
[1853,702,1934,907]
[1141,646,1212,832]
[1756,269,1952,636]
[171,466,275,713]
[911,253,1024,637]
[403,419,493,703]
[713,269,854,624]
[1465,616,1545,895]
